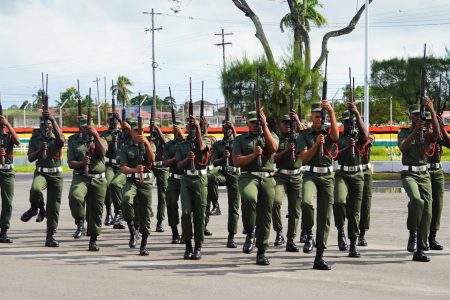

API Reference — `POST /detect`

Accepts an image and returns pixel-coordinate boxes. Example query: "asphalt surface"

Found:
[1,174,450,299]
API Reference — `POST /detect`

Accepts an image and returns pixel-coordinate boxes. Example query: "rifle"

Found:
[77,80,82,130]
[137,97,145,183]
[437,74,443,117]
[0,95,5,166]
[169,87,176,126]
[42,73,50,160]
[200,81,206,135]
[289,87,296,161]
[85,88,92,176]
[255,70,262,167]
[121,87,127,144]
[224,90,232,167]
[348,67,357,158]
[297,85,303,123]
[419,44,427,144]
[110,80,118,156]
[150,93,157,140]
[319,53,328,158]
[188,77,196,172]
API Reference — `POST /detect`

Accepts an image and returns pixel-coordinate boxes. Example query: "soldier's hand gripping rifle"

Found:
[85,88,92,176]
[137,98,145,183]
[0,96,5,166]
[289,87,296,161]
[348,67,357,158]
[419,44,427,145]
[255,70,263,167]
[319,53,328,158]
[188,77,196,172]
[200,81,206,135]
[41,73,50,160]
[110,80,118,156]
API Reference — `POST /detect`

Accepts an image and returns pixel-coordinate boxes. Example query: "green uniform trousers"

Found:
[429,168,444,232]
[401,171,432,249]
[29,172,63,229]
[302,172,334,252]
[239,173,276,251]
[122,176,153,235]
[0,171,14,229]
[180,174,208,244]
[153,167,169,223]
[273,173,302,239]
[105,165,122,213]
[166,176,181,227]
[207,171,240,234]
[359,170,373,232]
[333,170,364,241]
[68,174,107,237]
[110,172,126,208]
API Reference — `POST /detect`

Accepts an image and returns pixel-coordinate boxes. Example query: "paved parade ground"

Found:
[1,174,450,299]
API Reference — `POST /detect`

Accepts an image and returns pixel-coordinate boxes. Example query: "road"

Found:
[1,174,450,299]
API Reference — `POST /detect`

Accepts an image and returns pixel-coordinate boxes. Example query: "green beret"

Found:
[341,111,350,121]
[281,115,291,122]
[425,111,432,120]
[107,112,114,118]
[311,103,322,112]
[79,119,87,127]
[128,120,138,130]
[409,104,420,114]
[246,111,257,122]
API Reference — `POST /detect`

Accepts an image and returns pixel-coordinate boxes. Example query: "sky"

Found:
[0,0,449,109]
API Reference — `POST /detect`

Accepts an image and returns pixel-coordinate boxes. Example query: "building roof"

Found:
[192,100,215,105]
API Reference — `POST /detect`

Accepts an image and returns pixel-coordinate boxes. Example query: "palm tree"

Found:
[111,76,133,105]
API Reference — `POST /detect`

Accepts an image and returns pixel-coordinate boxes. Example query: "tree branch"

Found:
[231,0,275,65]
[312,0,373,72]
[287,0,310,68]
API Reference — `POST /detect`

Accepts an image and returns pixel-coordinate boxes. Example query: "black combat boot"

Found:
[337,227,348,251]
[413,246,430,262]
[313,250,331,270]
[407,230,417,253]
[35,203,46,223]
[299,229,307,244]
[171,226,181,244]
[256,249,270,265]
[303,230,315,253]
[358,230,368,246]
[227,233,237,248]
[349,239,360,258]
[274,230,285,246]
[204,226,212,236]
[286,238,299,252]
[156,221,164,232]
[45,227,59,247]
[88,236,99,251]
[73,218,85,239]
[104,206,113,226]
[428,230,444,250]
[127,221,137,248]
[20,205,38,222]
[242,232,255,254]
[191,243,202,260]
[184,240,193,259]
[139,234,149,256]
[112,210,125,229]
[210,203,221,216]
[0,226,12,243]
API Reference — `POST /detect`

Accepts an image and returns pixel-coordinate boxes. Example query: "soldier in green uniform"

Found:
[398,99,439,262]
[272,112,306,252]
[176,116,210,260]
[67,118,108,251]
[163,121,185,244]
[333,103,369,257]
[149,121,168,233]
[424,112,450,250]
[358,133,375,246]
[21,112,65,247]
[120,120,156,256]
[100,113,122,226]
[0,115,20,243]
[297,101,339,270]
[207,119,240,248]
[232,109,279,265]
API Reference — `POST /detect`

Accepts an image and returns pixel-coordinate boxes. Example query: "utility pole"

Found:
[143,8,162,122]
[104,76,107,105]
[93,77,101,126]
[215,28,233,73]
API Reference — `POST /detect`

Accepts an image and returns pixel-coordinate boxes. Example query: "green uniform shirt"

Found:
[277,133,302,170]
[67,133,108,174]
[398,127,433,166]
[120,141,156,173]
[0,132,15,166]
[427,129,443,164]
[297,128,336,167]
[163,138,183,175]
[151,136,166,162]
[361,134,375,164]
[336,132,364,166]
[232,132,279,172]
[28,129,63,168]
[175,137,211,170]
[100,129,120,161]
[213,139,235,167]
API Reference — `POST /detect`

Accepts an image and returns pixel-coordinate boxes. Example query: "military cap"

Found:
[311,103,322,112]
[79,118,87,127]
[128,120,138,130]
[281,115,291,122]
[246,111,257,122]
[409,104,420,114]
[425,111,432,120]
[341,111,350,121]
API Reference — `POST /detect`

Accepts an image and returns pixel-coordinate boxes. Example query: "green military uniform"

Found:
[333,112,366,254]
[398,105,433,259]
[175,136,211,248]
[67,133,108,239]
[359,134,374,246]
[232,122,278,256]
[151,136,169,230]
[28,129,64,231]
[0,133,15,235]
[273,116,302,248]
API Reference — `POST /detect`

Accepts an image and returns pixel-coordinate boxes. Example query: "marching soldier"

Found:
[67,118,108,251]
[208,119,240,248]
[176,116,211,260]
[272,113,306,252]
[203,117,218,236]
[398,99,439,262]
[120,120,156,256]
[297,101,339,270]
[150,121,169,233]
[163,121,185,244]
[425,112,450,250]
[0,115,20,243]
[232,109,279,265]
[22,113,65,247]
[333,103,369,257]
